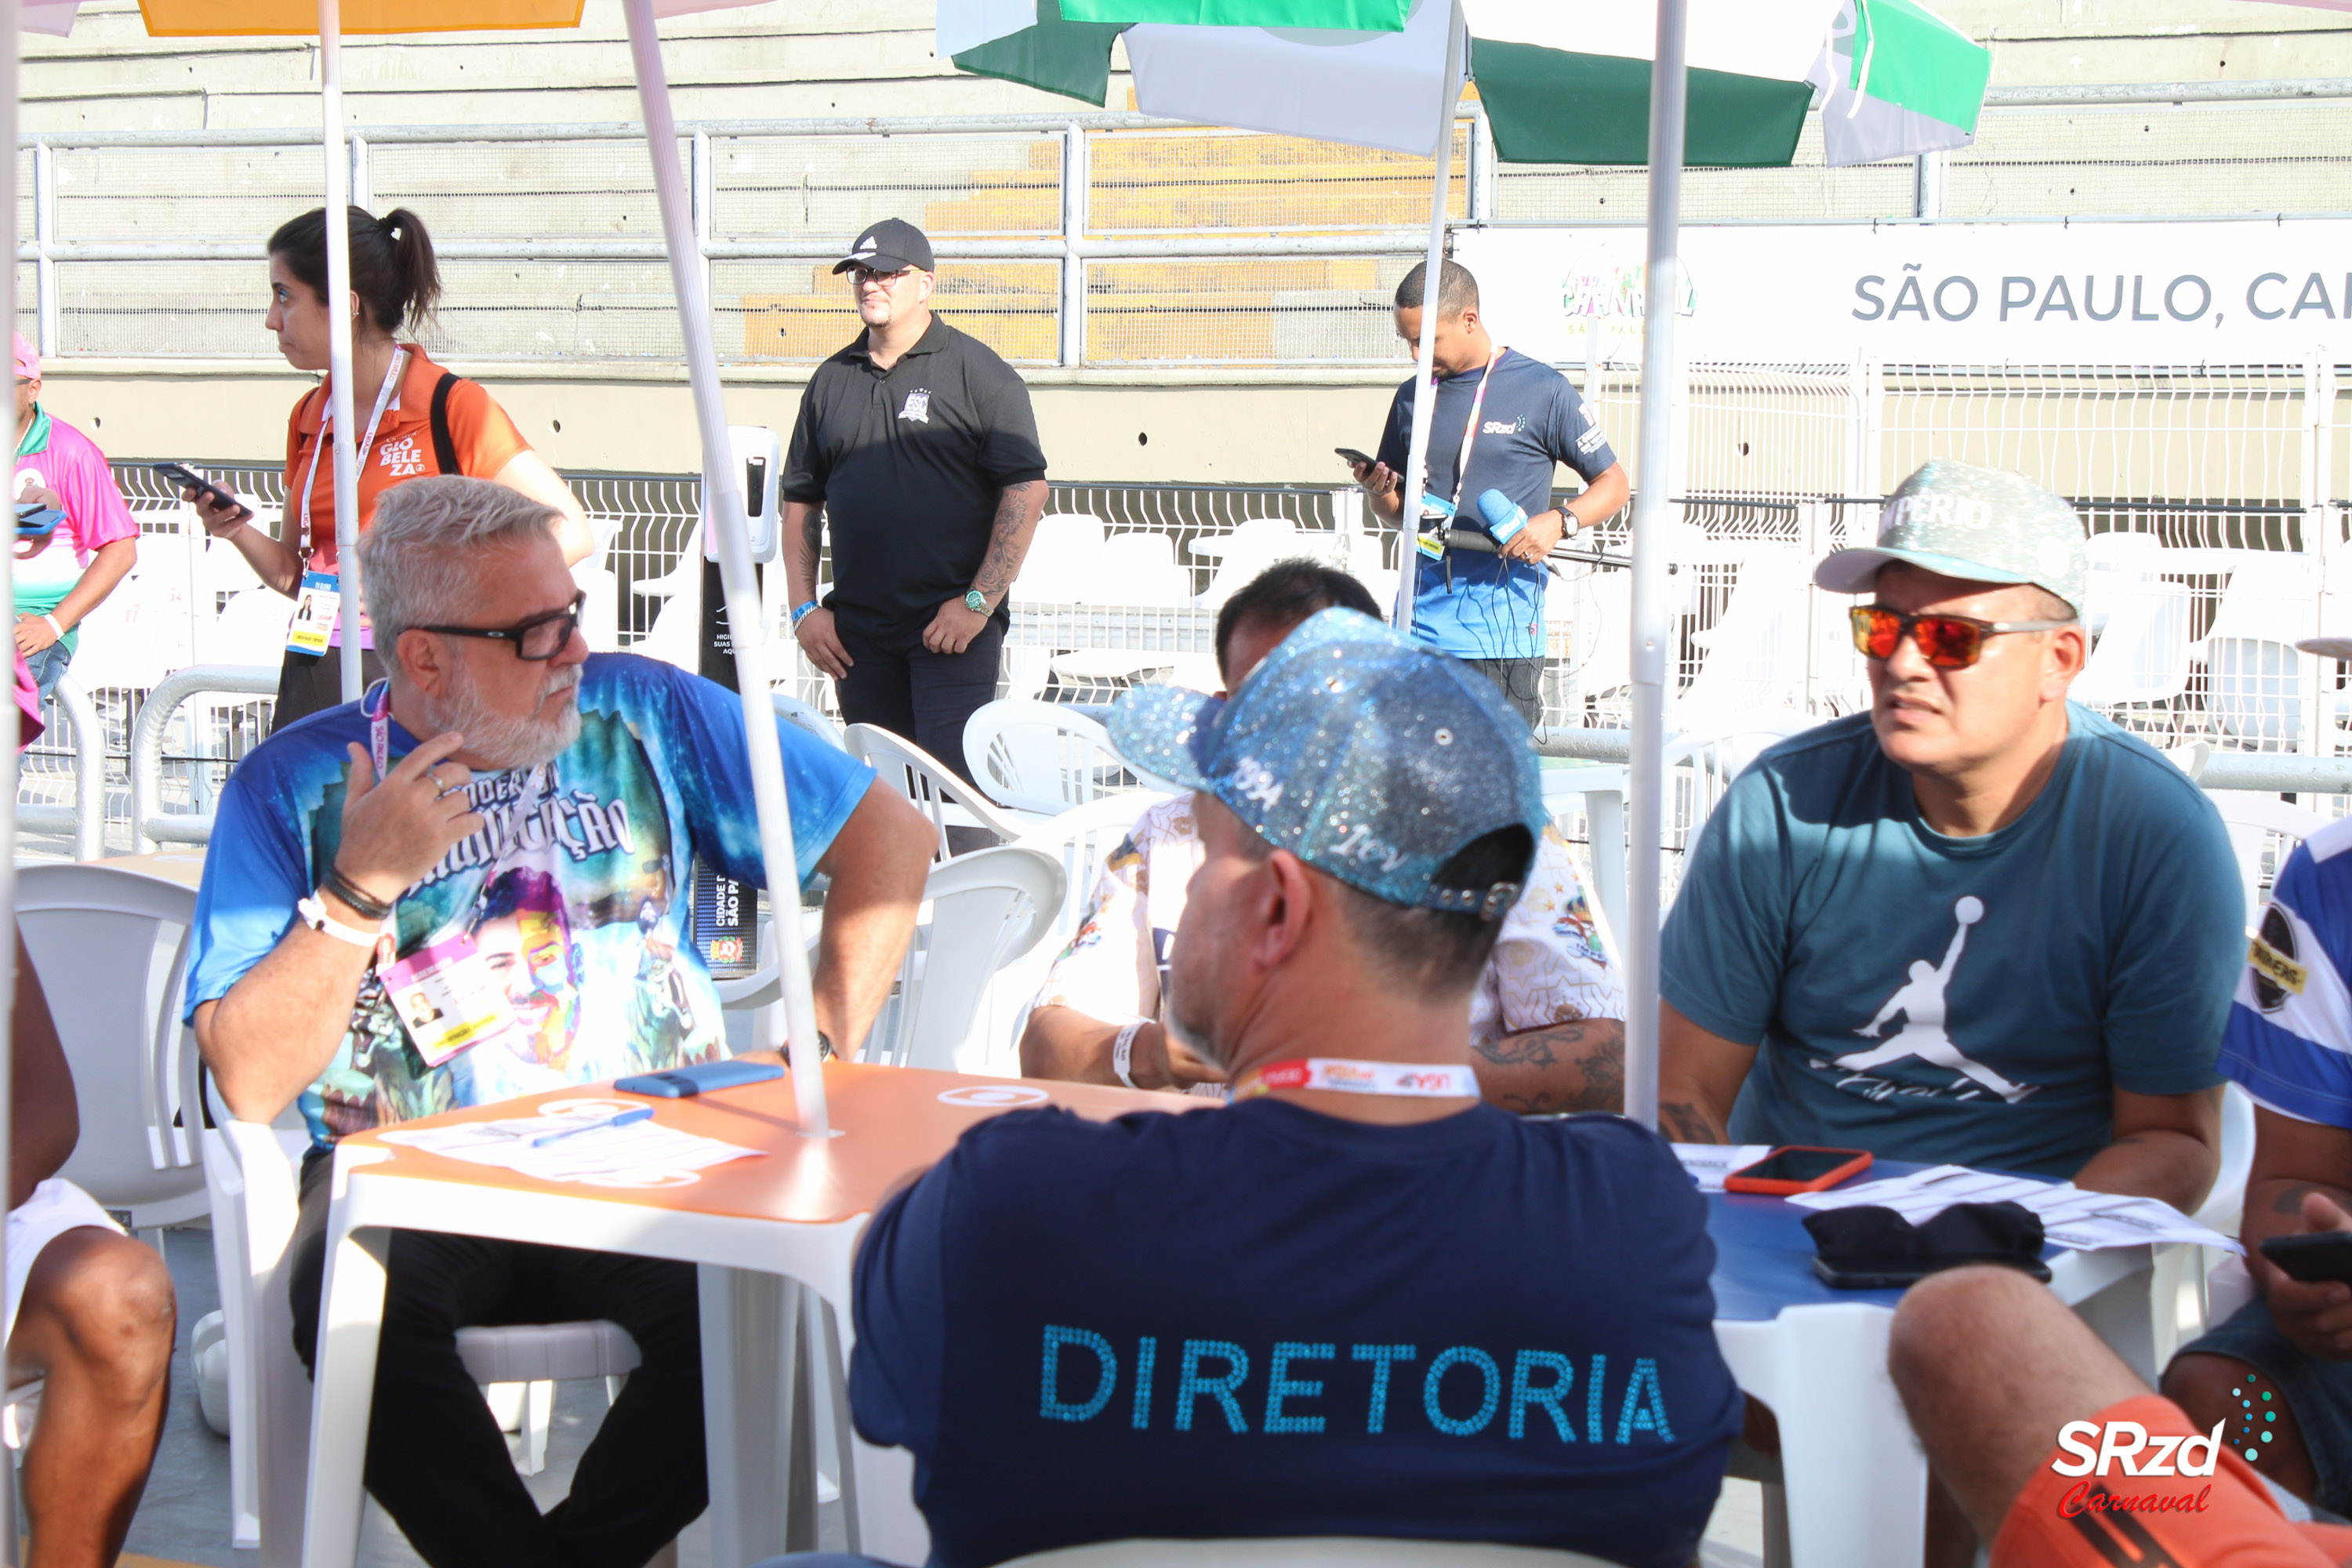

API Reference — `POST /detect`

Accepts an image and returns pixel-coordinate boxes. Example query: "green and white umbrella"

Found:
[940,0,1987,165]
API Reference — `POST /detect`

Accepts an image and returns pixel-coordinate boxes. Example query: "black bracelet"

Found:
[322,864,394,922]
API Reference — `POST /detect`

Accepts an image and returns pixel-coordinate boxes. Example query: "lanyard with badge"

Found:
[1232,1058,1479,1100]
[1415,347,1504,564]
[288,349,407,656]
[357,679,560,1068]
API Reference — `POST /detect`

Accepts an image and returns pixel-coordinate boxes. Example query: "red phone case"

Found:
[1722,1145,1873,1196]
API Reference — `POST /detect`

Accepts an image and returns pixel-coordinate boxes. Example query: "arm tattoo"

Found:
[1660,1101,1723,1145]
[971,480,1047,601]
[2276,1182,2322,1215]
[1476,1019,1625,1115]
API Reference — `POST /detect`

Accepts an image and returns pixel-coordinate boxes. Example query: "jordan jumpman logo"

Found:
[1832,895,2038,1104]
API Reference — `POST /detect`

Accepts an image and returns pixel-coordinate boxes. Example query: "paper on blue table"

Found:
[380,1105,764,1185]
[1673,1143,1774,1192]
[1786,1164,2241,1254]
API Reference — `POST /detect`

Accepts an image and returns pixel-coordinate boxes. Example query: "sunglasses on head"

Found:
[1849,604,2076,670]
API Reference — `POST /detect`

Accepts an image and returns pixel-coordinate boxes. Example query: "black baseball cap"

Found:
[833,218,935,275]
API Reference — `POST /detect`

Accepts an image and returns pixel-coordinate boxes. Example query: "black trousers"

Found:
[832,613,1006,786]
[274,645,387,733]
[1465,655,1549,728]
[289,1149,708,1568]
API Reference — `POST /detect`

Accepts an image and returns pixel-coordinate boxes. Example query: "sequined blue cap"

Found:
[1108,608,1546,918]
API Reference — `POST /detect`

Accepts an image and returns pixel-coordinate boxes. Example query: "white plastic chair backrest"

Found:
[998,1539,1622,1567]
[964,700,1131,815]
[2076,578,2191,707]
[203,586,303,667]
[844,723,1029,861]
[632,522,701,600]
[993,793,1180,1060]
[2205,789,2328,928]
[1192,520,1324,611]
[774,691,845,750]
[2202,554,2321,648]
[637,595,699,672]
[1678,546,1816,716]
[2082,528,2161,636]
[1093,534,1192,606]
[867,845,1064,1071]
[17,863,204,1212]
[572,564,622,654]
[1014,514,1109,602]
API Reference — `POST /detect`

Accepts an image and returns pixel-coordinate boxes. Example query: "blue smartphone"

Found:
[14,503,63,540]
[613,1058,784,1098]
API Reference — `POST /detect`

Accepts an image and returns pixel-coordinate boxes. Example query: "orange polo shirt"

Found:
[283,346,532,575]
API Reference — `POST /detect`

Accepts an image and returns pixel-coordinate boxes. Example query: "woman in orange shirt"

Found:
[185,205,596,730]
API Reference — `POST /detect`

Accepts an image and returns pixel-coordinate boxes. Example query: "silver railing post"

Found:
[31,138,54,355]
[1060,122,1087,368]
[129,666,281,851]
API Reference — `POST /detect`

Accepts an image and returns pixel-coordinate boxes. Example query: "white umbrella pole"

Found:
[622,0,829,1138]
[1389,0,1465,635]
[1623,0,1689,1134]
[0,13,20,1556]
[318,0,362,703]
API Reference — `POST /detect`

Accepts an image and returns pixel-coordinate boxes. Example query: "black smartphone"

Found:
[2260,1232,2352,1287]
[1813,1253,2052,1290]
[152,461,252,524]
[613,1058,784,1098]
[1334,447,1377,468]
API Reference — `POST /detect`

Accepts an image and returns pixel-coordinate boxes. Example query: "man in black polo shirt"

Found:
[784,217,1050,782]
[1349,260,1630,724]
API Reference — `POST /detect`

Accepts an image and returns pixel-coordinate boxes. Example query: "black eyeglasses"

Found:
[419,591,586,660]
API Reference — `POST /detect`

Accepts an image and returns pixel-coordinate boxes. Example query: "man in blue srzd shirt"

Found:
[1352,258,1630,724]
[829,611,1739,1568]
[186,477,935,1568]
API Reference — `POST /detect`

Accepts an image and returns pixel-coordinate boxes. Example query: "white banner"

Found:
[1453,219,2352,365]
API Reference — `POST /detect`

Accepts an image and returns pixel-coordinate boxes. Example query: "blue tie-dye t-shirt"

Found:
[185,653,873,1149]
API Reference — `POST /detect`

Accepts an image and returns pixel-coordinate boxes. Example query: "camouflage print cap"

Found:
[1814,459,2087,615]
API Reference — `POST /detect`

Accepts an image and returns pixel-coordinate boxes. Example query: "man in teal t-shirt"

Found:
[1660,462,2242,1207]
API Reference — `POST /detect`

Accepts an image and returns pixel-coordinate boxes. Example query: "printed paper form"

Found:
[1785,1163,2241,1254]
[1672,1144,1774,1192]
[379,1100,765,1186]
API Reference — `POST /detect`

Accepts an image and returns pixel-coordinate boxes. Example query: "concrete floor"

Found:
[118,1229,1768,1568]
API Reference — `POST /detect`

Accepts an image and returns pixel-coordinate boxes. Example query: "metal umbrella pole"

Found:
[1623,0,1689,1133]
[1388,0,1465,636]
[622,0,830,1138]
[317,0,363,703]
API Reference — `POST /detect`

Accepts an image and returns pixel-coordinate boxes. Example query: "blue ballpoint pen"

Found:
[531,1105,655,1147]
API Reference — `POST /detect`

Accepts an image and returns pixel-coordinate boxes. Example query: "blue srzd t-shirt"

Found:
[185,653,873,1148]
[2215,817,2352,1128]
[1374,349,1618,662]
[1660,705,2244,1178]
[851,1098,1741,1568]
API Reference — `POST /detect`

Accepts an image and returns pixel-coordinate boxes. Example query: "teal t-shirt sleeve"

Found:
[184,764,314,1022]
[662,666,872,888]
[1660,767,1792,1048]
[2101,782,2243,1096]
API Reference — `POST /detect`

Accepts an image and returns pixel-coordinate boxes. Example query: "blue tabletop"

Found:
[1705,1157,2068,1323]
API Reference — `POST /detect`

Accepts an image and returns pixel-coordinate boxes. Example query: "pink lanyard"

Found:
[1236,1058,1479,1100]
[299,348,407,560]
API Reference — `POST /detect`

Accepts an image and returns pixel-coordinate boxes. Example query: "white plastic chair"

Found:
[1093,533,1194,606]
[964,700,1138,815]
[845,722,1031,861]
[995,1538,1621,1567]
[2081,529,2162,638]
[774,690,845,751]
[2074,577,2192,710]
[1192,518,1327,610]
[2205,789,2329,927]
[16,862,209,1243]
[2196,554,2322,749]
[1013,514,1109,602]
[1679,545,1861,724]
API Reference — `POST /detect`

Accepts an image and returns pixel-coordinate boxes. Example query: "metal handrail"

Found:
[129,666,280,851]
[18,674,107,861]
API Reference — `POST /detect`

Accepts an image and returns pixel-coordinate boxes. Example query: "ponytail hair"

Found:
[268,205,442,338]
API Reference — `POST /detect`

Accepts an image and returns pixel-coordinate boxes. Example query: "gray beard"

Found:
[425,661,582,771]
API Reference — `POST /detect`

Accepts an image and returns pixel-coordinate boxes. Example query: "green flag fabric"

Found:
[1057,0,1403,26]
[951,0,1125,103]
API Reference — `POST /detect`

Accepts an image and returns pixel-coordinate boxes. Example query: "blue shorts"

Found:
[2181,1296,2352,1517]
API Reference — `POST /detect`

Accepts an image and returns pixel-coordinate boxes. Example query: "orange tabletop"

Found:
[341,1060,1207,1228]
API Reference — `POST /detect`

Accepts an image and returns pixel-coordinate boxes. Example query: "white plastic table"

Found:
[1708,1173,2169,1568]
[301,1063,1194,1568]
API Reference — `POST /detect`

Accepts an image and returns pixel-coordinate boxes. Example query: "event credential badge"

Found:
[379,932,514,1067]
[286,571,339,656]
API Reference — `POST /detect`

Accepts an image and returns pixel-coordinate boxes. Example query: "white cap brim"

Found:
[2298,637,2352,662]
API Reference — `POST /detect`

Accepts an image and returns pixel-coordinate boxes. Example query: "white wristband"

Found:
[38,613,62,640]
[298,894,379,949]
[1112,1020,1145,1089]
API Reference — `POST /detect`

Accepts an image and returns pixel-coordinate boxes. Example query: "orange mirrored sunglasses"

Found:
[1849,604,2075,670]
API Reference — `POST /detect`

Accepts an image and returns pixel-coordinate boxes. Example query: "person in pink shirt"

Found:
[11,334,137,706]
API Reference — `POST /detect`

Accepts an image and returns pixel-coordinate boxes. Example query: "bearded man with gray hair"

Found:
[186,475,933,1567]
